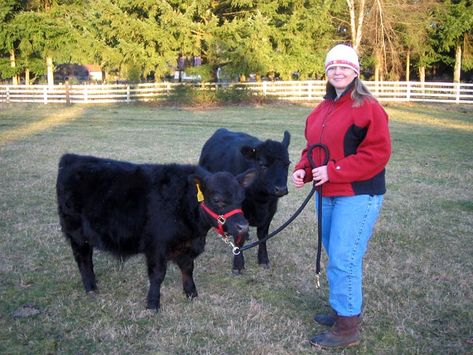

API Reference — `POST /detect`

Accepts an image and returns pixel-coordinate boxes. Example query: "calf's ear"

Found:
[190,166,211,188]
[240,146,257,160]
[237,168,257,188]
[282,130,291,148]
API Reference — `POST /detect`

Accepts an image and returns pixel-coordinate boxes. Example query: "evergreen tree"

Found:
[0,0,24,83]
[431,0,473,82]
[0,0,470,84]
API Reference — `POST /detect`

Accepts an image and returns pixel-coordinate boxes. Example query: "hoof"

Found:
[146,303,160,311]
[86,290,98,297]
[185,291,198,299]
[232,268,244,275]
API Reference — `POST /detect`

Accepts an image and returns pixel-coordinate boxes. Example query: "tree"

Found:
[207,0,335,80]
[395,1,437,82]
[264,0,335,80]
[0,0,24,84]
[1,0,470,84]
[431,0,473,82]
[13,10,74,85]
[153,0,218,81]
[346,0,365,51]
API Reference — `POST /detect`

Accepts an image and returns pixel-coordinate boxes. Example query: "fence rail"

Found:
[1,81,472,104]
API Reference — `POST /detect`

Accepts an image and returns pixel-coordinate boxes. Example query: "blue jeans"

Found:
[315,193,384,316]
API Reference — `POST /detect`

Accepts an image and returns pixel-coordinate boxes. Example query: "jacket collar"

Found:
[324,79,356,102]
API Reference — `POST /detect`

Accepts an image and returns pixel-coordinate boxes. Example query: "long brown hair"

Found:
[326,77,376,107]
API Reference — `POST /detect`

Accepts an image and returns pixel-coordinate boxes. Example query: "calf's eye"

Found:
[211,197,225,207]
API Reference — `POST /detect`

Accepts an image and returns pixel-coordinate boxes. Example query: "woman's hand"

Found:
[312,166,328,186]
[292,169,306,188]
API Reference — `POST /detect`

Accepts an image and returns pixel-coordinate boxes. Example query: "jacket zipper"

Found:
[320,100,336,143]
[316,101,335,166]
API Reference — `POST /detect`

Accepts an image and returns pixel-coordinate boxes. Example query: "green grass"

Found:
[0,102,472,354]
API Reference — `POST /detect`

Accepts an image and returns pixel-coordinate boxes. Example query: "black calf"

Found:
[56,153,255,309]
[199,129,291,273]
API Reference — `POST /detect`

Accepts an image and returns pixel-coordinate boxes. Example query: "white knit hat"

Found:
[325,44,360,75]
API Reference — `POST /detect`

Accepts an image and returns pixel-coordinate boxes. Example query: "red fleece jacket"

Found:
[294,91,391,196]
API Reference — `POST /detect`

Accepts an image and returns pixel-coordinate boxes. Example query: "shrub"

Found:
[215,85,255,104]
[163,83,268,106]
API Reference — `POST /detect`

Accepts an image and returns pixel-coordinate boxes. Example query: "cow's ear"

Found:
[237,168,257,188]
[282,130,291,148]
[241,146,257,160]
[190,175,202,194]
[191,166,211,188]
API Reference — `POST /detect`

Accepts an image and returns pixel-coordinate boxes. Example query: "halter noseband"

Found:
[200,202,244,236]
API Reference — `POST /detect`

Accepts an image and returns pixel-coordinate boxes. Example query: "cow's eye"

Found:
[211,196,225,208]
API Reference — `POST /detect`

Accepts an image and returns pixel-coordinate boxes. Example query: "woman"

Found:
[292,44,391,348]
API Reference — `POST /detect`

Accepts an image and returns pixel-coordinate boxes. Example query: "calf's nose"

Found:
[274,185,288,196]
[235,222,249,235]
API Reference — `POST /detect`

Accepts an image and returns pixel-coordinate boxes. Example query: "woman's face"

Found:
[326,66,358,91]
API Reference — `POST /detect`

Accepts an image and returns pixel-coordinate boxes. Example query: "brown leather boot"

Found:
[314,309,362,327]
[313,308,337,327]
[309,315,361,348]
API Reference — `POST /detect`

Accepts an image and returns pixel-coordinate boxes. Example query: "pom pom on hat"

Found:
[325,44,360,75]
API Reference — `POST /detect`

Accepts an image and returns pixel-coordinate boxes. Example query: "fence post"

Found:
[407,81,411,102]
[262,81,267,96]
[65,80,71,104]
[455,83,460,104]
[84,87,88,103]
[6,87,10,103]
[126,85,130,103]
[308,81,312,100]
[43,86,48,105]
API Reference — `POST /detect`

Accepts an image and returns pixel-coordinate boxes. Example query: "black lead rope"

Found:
[236,144,330,286]
[306,144,330,287]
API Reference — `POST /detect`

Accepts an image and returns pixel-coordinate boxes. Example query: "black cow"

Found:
[199,129,291,274]
[56,153,256,310]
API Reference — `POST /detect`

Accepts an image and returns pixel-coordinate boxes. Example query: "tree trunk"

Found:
[374,49,383,82]
[374,63,380,82]
[25,69,30,85]
[346,0,365,51]
[10,50,18,85]
[419,66,425,82]
[347,0,356,45]
[47,56,54,86]
[405,49,410,82]
[453,43,462,83]
[354,0,365,50]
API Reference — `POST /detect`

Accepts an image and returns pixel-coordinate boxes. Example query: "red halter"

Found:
[200,202,244,236]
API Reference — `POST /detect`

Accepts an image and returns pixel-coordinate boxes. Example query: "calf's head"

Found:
[240,131,291,197]
[193,167,256,246]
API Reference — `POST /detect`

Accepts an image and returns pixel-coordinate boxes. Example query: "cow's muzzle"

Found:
[274,185,289,197]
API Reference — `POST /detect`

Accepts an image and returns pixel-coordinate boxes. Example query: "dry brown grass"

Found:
[0,102,472,354]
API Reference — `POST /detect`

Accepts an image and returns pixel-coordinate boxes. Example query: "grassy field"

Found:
[0,102,472,354]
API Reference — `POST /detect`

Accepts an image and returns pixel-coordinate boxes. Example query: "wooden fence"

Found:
[0,81,472,104]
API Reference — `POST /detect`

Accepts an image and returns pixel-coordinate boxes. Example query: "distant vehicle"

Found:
[173,71,201,82]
